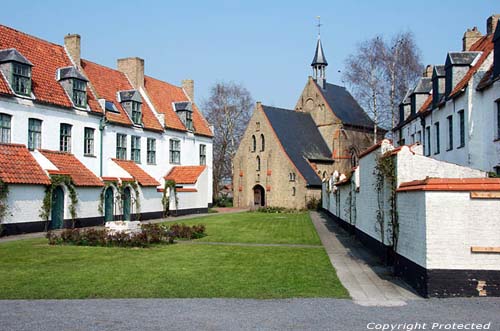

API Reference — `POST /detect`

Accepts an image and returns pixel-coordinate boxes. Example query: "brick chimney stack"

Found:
[423,65,433,78]
[487,14,500,35]
[117,57,145,89]
[64,34,81,68]
[462,27,482,51]
[182,79,194,101]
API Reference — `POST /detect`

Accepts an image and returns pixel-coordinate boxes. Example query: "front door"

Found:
[123,187,131,221]
[253,185,265,207]
[50,186,64,230]
[104,187,114,222]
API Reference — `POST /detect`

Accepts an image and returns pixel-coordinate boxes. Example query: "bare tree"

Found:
[202,82,253,199]
[343,36,386,144]
[343,32,423,142]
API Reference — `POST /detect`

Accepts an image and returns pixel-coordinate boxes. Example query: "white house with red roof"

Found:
[394,15,500,175]
[0,25,213,235]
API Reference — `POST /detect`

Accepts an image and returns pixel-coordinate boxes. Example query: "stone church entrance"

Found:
[253,185,265,207]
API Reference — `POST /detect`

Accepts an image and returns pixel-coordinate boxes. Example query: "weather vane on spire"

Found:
[316,16,322,37]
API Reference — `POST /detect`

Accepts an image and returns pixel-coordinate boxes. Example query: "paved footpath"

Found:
[1,298,499,331]
[309,211,420,306]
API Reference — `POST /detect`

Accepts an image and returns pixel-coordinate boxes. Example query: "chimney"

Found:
[462,27,482,51]
[423,65,433,78]
[64,34,81,68]
[117,57,144,89]
[487,14,500,35]
[182,79,194,101]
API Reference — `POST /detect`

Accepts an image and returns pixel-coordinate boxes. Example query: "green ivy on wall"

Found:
[162,180,178,217]
[39,174,78,226]
[0,180,9,234]
[98,180,141,221]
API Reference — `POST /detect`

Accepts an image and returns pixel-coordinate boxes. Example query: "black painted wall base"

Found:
[322,208,500,298]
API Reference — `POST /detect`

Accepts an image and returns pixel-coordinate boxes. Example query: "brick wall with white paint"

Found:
[3,185,46,224]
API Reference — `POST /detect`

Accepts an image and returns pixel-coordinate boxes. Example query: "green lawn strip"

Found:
[172,212,321,245]
[0,238,348,299]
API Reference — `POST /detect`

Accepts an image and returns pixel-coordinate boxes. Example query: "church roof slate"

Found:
[261,105,332,187]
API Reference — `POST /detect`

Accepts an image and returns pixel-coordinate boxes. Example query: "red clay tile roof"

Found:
[449,35,494,98]
[0,25,102,113]
[81,60,163,132]
[112,159,160,186]
[40,150,103,186]
[397,178,500,192]
[0,143,51,185]
[164,165,206,184]
[144,76,213,137]
[0,73,11,95]
[359,141,384,159]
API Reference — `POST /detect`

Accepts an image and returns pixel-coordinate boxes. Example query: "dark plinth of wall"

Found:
[322,208,500,298]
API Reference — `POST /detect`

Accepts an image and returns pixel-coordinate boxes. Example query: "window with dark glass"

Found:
[289,172,296,182]
[169,139,180,164]
[72,79,87,107]
[434,122,440,154]
[28,118,42,150]
[131,136,141,163]
[256,156,261,171]
[200,144,206,165]
[116,133,127,160]
[292,187,296,196]
[251,135,256,152]
[0,113,11,143]
[84,127,94,156]
[12,63,31,96]
[425,126,431,156]
[186,111,193,131]
[59,123,72,152]
[147,138,156,164]
[447,116,453,150]
[458,110,465,147]
[260,134,265,152]
[131,101,142,125]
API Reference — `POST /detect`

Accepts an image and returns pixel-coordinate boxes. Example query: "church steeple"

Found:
[311,17,328,89]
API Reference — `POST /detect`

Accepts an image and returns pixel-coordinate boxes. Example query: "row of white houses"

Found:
[323,15,500,297]
[0,25,213,235]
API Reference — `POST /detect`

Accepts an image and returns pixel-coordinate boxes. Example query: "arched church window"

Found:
[350,148,359,168]
[251,135,256,152]
[260,134,265,152]
[256,156,261,171]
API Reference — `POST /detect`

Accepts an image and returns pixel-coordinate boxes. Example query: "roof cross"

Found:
[316,16,322,37]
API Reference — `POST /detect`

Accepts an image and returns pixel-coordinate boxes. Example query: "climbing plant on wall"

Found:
[39,175,78,226]
[98,181,118,215]
[162,180,178,217]
[0,180,9,235]
[373,153,399,250]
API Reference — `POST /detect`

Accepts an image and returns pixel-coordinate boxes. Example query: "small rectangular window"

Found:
[416,131,421,143]
[447,115,453,151]
[434,122,440,154]
[84,127,94,156]
[73,79,87,107]
[199,144,206,165]
[28,118,42,150]
[425,126,431,156]
[59,123,72,152]
[131,136,141,163]
[0,113,11,143]
[496,101,500,139]
[147,138,156,164]
[458,110,465,148]
[12,63,31,96]
[169,139,180,164]
[186,111,193,131]
[116,133,127,160]
[131,102,142,125]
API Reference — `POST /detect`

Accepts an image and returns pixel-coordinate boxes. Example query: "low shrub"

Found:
[306,197,321,210]
[213,197,233,207]
[46,222,205,248]
[256,206,304,214]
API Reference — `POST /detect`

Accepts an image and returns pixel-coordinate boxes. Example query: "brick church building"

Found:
[233,36,383,209]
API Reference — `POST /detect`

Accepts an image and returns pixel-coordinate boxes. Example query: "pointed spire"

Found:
[311,38,328,66]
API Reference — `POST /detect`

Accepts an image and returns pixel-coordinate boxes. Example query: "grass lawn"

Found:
[175,212,321,245]
[0,212,349,299]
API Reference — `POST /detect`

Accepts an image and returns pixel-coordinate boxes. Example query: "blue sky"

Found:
[0,1,497,109]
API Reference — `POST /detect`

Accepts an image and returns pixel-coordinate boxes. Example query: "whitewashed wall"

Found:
[75,187,102,219]
[3,185,46,224]
[138,186,162,214]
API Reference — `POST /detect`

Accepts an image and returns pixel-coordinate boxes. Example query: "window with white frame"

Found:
[116,133,127,160]
[84,127,94,156]
[72,79,87,108]
[28,118,42,150]
[131,136,141,163]
[147,138,156,164]
[12,63,31,96]
[169,139,180,164]
[199,144,206,165]
[0,113,11,143]
[59,123,72,152]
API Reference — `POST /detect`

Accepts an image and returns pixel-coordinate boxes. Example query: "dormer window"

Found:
[57,66,88,108]
[173,102,194,131]
[0,49,33,97]
[118,90,142,125]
